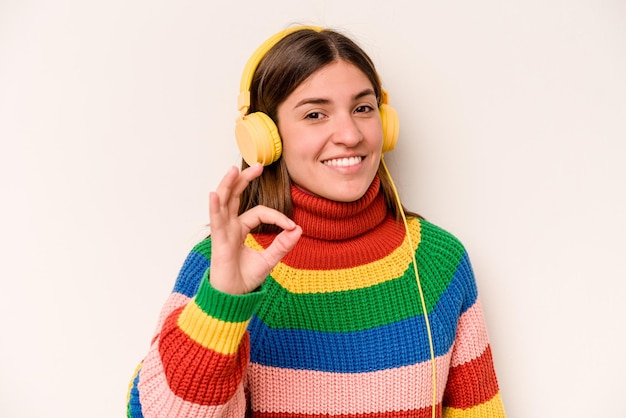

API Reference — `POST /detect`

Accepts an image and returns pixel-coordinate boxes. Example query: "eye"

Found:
[354,105,375,114]
[305,112,325,120]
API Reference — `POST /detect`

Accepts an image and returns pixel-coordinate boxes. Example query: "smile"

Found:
[322,156,363,167]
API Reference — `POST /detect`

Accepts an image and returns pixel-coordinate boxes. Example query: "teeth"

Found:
[323,156,362,167]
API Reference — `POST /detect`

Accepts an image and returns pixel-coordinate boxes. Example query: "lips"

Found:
[322,156,363,167]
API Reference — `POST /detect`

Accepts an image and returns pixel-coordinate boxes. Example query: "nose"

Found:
[332,113,363,147]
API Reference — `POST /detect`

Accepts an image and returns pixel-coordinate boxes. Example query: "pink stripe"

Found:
[137,340,246,417]
[449,299,490,367]
[248,353,452,415]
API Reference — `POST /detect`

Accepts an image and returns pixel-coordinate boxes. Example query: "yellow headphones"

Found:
[235,26,400,166]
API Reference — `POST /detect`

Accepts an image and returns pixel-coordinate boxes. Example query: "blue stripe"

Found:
[249,252,478,373]
[456,251,479,314]
[172,250,210,297]
[127,367,144,418]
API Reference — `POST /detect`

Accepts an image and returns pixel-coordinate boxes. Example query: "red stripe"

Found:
[442,345,500,409]
[253,217,406,270]
[254,405,442,418]
[158,306,249,405]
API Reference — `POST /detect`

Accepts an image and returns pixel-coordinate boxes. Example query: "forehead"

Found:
[288,60,376,100]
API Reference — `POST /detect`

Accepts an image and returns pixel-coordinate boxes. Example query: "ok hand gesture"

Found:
[208,163,302,295]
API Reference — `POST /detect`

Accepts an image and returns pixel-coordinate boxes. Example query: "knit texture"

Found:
[127,176,505,418]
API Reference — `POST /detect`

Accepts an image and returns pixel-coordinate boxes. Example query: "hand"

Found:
[208,163,302,295]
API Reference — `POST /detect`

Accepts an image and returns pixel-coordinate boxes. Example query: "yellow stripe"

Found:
[245,218,421,294]
[177,302,249,355]
[442,393,506,418]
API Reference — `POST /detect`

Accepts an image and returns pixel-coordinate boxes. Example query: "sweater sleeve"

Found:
[441,260,506,417]
[126,238,265,418]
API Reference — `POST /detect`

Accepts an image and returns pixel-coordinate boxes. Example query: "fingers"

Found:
[238,206,302,270]
[261,225,302,268]
[230,163,263,198]
[210,163,264,229]
[214,164,263,213]
[208,191,223,225]
[207,164,301,295]
[238,205,297,236]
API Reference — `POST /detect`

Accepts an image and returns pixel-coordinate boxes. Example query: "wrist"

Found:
[198,269,265,320]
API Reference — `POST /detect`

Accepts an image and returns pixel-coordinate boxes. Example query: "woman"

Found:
[127,26,505,418]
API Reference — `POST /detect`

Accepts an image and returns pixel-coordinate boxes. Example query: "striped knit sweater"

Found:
[127,176,505,417]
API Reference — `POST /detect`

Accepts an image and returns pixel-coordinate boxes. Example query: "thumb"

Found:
[261,225,302,268]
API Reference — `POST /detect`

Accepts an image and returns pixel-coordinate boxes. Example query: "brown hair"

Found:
[238,28,420,232]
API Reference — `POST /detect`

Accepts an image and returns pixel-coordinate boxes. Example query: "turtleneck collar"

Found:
[289,175,387,241]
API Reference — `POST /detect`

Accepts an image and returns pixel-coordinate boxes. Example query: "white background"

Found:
[1,1,625,417]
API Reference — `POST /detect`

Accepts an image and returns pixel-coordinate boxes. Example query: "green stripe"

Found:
[257,219,466,332]
[190,237,265,323]
[259,272,419,332]
[194,271,265,323]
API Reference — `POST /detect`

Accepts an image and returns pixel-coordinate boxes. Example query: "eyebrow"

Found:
[292,88,377,110]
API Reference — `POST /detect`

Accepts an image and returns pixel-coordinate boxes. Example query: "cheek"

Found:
[373,118,385,144]
[282,143,319,178]
[281,128,321,161]
[280,135,305,175]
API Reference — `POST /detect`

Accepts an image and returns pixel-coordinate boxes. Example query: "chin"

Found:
[295,172,376,202]
[322,184,370,202]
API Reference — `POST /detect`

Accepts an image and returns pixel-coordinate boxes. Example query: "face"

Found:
[276,60,383,202]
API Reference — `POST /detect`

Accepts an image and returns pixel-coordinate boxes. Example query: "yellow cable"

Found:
[381,156,437,418]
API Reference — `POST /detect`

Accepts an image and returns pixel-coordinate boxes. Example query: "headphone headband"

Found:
[238,26,323,116]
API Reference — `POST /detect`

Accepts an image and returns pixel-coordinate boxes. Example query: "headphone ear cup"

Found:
[235,112,282,166]
[379,103,399,153]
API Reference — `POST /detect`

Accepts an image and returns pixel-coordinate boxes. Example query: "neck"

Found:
[249,174,407,270]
